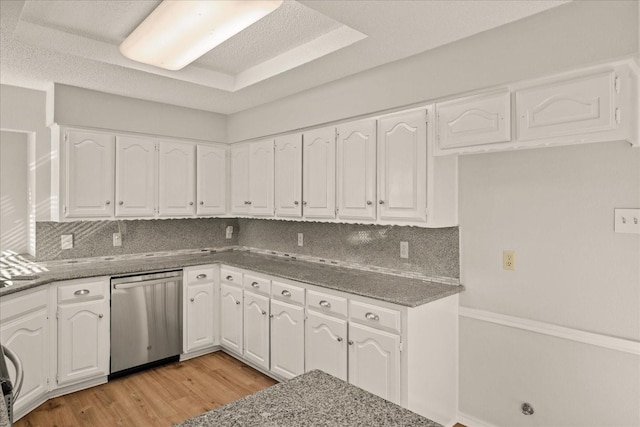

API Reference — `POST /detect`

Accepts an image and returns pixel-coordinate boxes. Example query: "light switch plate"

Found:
[226,226,233,239]
[113,232,122,247]
[614,209,640,234]
[61,234,73,250]
[400,241,409,259]
[297,233,304,247]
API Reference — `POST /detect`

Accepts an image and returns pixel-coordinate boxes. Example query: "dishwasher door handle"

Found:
[2,344,24,400]
[113,276,181,290]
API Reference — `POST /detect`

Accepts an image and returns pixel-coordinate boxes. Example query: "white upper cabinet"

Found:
[115,136,157,217]
[274,133,303,218]
[230,143,250,215]
[436,91,511,152]
[303,126,336,219]
[65,130,115,218]
[248,139,274,216]
[336,119,377,221]
[158,140,196,217]
[377,110,427,223]
[196,144,226,215]
[516,71,616,141]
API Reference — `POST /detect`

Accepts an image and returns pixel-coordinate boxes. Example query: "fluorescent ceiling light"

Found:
[120,0,283,71]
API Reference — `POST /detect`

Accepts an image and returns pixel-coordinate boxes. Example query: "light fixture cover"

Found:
[120,0,283,71]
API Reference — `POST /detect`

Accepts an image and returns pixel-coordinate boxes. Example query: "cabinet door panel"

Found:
[337,120,376,220]
[65,130,114,218]
[243,291,270,370]
[378,111,427,222]
[274,134,303,218]
[158,141,195,217]
[115,136,157,217]
[270,300,304,379]
[305,310,347,380]
[348,323,400,404]
[197,145,226,215]
[303,127,336,219]
[230,144,250,214]
[220,283,243,354]
[248,139,274,216]
[185,283,215,352]
[58,299,109,385]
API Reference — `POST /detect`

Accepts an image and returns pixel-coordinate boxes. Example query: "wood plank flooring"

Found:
[15,351,277,427]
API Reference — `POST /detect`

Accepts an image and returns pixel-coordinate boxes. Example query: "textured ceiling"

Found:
[0,0,570,114]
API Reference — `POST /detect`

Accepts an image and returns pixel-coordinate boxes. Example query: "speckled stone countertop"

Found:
[176,370,442,427]
[0,250,462,307]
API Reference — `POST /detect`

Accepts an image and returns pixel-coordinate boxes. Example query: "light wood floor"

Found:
[15,351,277,427]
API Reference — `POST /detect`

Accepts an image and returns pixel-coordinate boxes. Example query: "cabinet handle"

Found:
[319,300,331,308]
[190,298,195,302]
[303,201,308,206]
[348,340,354,345]
[98,314,104,319]
[196,274,207,279]
[200,201,204,205]
[226,275,233,281]
[251,282,260,288]
[261,310,267,316]
[189,202,194,206]
[105,200,111,205]
[366,200,372,205]
[365,312,380,321]
[379,200,385,205]
[281,290,291,297]
[269,314,274,318]
[74,289,90,296]
[294,201,299,206]
[336,337,343,342]
[244,201,250,205]
[235,300,241,305]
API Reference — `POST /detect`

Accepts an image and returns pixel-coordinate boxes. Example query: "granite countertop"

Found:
[176,370,442,427]
[0,400,8,427]
[0,250,462,307]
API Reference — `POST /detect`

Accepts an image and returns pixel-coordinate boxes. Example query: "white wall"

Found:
[0,131,29,254]
[227,0,639,142]
[458,141,640,426]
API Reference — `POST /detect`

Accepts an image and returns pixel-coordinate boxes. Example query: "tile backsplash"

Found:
[237,219,459,279]
[36,218,239,260]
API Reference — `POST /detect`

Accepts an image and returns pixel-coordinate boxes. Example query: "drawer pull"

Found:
[251,282,260,288]
[226,275,234,281]
[365,312,380,321]
[196,274,207,280]
[281,290,291,297]
[74,289,90,296]
[319,300,331,308]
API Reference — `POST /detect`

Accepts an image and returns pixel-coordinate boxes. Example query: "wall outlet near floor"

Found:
[297,233,304,247]
[503,250,515,270]
[61,234,73,250]
[400,241,409,259]
[113,232,122,247]
[614,208,640,234]
[226,226,234,239]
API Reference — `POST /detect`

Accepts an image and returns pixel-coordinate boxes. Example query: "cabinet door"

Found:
[348,323,401,404]
[303,126,336,219]
[58,299,109,385]
[243,291,270,370]
[185,282,215,352]
[230,144,250,215]
[158,141,195,217]
[220,283,243,354]
[0,308,48,415]
[248,139,274,216]
[337,119,377,221]
[65,130,115,218]
[115,136,157,217]
[516,71,616,141]
[378,110,427,222]
[274,134,303,218]
[270,300,304,379]
[196,144,226,215]
[305,310,347,380]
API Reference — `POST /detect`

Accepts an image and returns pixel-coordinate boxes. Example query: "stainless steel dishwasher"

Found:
[110,270,182,377]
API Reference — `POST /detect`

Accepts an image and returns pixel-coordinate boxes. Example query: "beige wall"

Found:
[0,131,29,254]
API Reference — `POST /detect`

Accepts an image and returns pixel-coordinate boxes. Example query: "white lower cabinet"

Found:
[305,309,347,381]
[348,322,401,404]
[243,291,270,370]
[220,282,243,354]
[183,265,218,354]
[270,299,304,379]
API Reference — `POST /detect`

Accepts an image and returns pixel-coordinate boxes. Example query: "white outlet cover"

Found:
[226,226,233,239]
[614,208,640,234]
[400,241,409,259]
[61,234,73,250]
[298,233,304,246]
[113,232,122,247]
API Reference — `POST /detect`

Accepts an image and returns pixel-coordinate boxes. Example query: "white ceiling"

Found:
[0,0,570,114]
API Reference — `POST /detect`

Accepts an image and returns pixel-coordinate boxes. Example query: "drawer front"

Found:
[243,274,271,295]
[186,266,216,284]
[349,300,401,333]
[271,280,305,305]
[58,278,107,302]
[220,267,242,284]
[307,290,347,317]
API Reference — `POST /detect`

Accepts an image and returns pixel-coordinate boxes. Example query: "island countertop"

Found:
[175,370,443,427]
[0,249,462,307]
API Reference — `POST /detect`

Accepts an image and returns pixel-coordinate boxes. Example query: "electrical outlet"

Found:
[113,233,122,247]
[226,226,233,239]
[400,241,409,259]
[503,250,515,270]
[614,208,640,234]
[298,233,304,247]
[61,234,73,250]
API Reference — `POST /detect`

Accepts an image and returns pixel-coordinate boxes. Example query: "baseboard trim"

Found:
[459,307,640,355]
[180,345,220,361]
[457,411,499,427]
